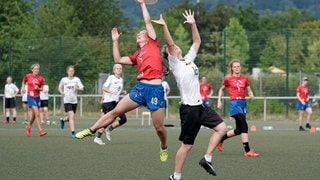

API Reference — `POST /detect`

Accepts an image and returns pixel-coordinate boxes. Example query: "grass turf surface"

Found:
[0,117,319,180]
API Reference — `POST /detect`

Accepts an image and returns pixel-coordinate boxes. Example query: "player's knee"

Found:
[234,128,241,135]
[118,117,127,125]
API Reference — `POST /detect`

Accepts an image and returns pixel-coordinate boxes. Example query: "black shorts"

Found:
[101,101,117,114]
[179,104,224,145]
[5,98,16,108]
[64,103,77,113]
[40,100,49,108]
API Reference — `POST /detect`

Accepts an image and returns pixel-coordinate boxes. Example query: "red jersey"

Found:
[296,84,309,102]
[223,75,249,100]
[129,38,162,80]
[23,73,44,98]
[200,83,212,100]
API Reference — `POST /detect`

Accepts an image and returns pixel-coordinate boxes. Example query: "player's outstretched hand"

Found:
[111,28,122,41]
[182,9,195,25]
[152,14,166,26]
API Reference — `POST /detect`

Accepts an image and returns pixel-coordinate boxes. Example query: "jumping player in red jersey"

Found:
[296,76,312,131]
[75,0,168,162]
[217,59,259,157]
[200,75,213,107]
[21,64,47,137]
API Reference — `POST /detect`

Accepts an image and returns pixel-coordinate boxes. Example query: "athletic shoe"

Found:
[51,121,56,125]
[299,126,306,131]
[71,133,76,138]
[105,129,111,141]
[46,121,50,125]
[160,147,168,162]
[199,157,217,176]
[22,120,28,125]
[3,120,9,124]
[59,118,65,129]
[306,123,311,129]
[75,129,94,139]
[94,137,106,145]
[10,120,16,124]
[41,120,44,124]
[168,175,181,180]
[217,142,223,152]
[244,149,260,157]
[39,130,47,136]
[25,126,31,137]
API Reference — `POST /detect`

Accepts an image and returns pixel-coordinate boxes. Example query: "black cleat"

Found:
[199,158,217,176]
[299,126,306,131]
[306,123,311,129]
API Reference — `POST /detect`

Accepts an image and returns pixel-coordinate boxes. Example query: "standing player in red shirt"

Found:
[200,75,213,107]
[217,59,259,157]
[75,0,168,162]
[21,64,47,137]
[296,77,312,131]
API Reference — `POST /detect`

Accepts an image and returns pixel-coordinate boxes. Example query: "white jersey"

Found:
[22,85,28,102]
[168,46,202,106]
[40,85,49,100]
[4,83,19,98]
[59,77,84,104]
[102,75,123,103]
[162,81,170,101]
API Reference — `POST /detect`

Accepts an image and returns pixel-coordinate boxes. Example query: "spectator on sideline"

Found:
[3,76,19,124]
[154,10,227,179]
[58,65,84,138]
[75,0,168,163]
[94,64,127,145]
[200,75,213,107]
[22,63,47,137]
[296,76,312,131]
[217,59,259,157]
[40,83,50,125]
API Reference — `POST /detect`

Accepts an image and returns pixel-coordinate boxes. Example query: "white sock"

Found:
[204,154,212,162]
[174,172,181,180]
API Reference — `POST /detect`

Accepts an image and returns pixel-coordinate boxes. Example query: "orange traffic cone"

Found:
[309,126,316,133]
[250,125,257,132]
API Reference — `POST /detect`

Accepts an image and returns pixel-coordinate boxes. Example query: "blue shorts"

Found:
[296,101,310,111]
[27,96,41,108]
[229,100,246,117]
[129,82,165,111]
[202,100,210,107]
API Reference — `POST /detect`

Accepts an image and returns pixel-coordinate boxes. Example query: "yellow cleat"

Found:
[160,147,168,162]
[75,129,94,139]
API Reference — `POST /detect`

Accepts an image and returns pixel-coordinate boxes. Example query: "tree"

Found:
[66,0,129,36]
[223,17,250,72]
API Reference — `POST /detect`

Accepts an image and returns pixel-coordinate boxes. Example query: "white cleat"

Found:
[94,137,105,145]
[105,129,111,141]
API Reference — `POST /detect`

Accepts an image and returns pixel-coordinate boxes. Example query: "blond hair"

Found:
[228,59,241,75]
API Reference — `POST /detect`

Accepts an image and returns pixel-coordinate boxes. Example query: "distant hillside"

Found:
[121,0,320,27]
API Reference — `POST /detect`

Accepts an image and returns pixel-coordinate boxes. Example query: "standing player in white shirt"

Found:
[154,10,227,179]
[94,64,127,145]
[58,65,84,138]
[4,76,19,124]
[40,84,50,125]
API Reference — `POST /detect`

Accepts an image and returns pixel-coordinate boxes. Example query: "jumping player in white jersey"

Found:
[153,10,227,180]
[58,65,84,138]
[94,64,127,145]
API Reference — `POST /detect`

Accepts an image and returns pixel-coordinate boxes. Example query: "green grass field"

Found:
[0,116,319,180]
